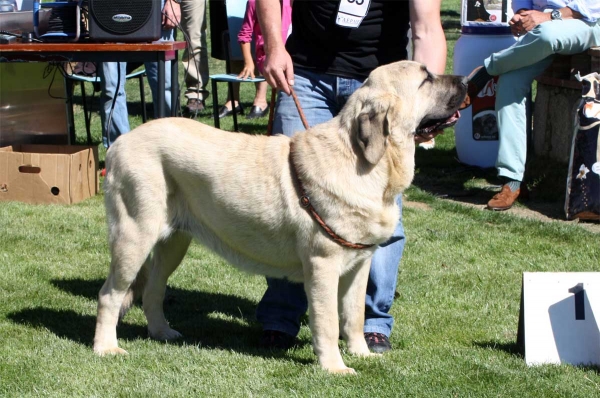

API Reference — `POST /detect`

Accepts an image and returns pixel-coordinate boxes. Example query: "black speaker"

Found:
[88,0,162,42]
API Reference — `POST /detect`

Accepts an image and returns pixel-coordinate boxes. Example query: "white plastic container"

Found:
[453,0,517,168]
[454,29,517,168]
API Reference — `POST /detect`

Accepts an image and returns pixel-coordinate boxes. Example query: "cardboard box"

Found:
[0,145,99,205]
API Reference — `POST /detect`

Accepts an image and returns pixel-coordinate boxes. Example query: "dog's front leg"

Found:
[304,256,354,374]
[338,257,373,357]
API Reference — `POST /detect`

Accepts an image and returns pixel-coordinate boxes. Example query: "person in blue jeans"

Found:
[256,0,448,353]
[98,0,180,148]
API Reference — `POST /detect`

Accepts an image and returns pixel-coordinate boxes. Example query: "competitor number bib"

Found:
[336,0,371,28]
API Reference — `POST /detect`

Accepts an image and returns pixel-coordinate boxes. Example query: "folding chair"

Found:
[209,0,265,131]
[65,63,147,144]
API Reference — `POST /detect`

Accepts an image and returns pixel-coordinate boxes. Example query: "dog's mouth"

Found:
[416,110,461,135]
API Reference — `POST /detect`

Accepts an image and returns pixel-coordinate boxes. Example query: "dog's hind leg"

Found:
[338,258,373,357]
[143,231,192,341]
[94,196,165,356]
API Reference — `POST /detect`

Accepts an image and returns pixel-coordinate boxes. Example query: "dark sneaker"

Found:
[365,332,392,353]
[259,330,296,350]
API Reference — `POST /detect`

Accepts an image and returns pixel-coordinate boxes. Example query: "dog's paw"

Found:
[327,367,357,375]
[94,346,129,356]
[148,327,183,341]
[346,340,372,357]
[353,350,380,358]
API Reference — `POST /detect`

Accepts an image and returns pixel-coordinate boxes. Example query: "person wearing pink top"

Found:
[218,0,292,119]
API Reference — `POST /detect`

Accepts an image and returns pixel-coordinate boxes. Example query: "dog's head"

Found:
[341,61,468,166]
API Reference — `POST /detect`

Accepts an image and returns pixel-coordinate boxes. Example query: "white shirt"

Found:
[511,0,600,22]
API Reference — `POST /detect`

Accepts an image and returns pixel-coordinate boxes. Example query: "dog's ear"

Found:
[357,110,389,165]
[356,93,402,165]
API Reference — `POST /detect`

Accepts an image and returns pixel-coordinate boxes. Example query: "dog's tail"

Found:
[118,258,150,321]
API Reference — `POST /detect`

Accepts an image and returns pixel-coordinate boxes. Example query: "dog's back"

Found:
[103,118,307,280]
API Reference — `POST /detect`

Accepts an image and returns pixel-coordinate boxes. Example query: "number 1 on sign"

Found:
[568,283,585,320]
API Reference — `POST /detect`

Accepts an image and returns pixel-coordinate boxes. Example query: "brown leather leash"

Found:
[267,86,310,135]
[266,87,277,137]
[268,86,374,250]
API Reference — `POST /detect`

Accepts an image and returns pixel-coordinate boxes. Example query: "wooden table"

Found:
[0,41,187,144]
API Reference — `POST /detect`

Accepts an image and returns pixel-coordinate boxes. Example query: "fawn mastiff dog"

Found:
[94,61,468,374]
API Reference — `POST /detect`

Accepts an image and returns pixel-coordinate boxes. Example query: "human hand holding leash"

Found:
[162,0,181,30]
[262,46,294,95]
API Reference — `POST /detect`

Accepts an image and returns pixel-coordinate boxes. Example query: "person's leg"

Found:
[484,59,554,211]
[486,57,555,210]
[470,19,600,96]
[494,59,554,183]
[257,68,338,341]
[272,68,339,137]
[98,62,130,148]
[180,0,210,106]
[363,195,405,338]
[256,278,307,339]
[253,81,268,109]
[487,19,600,76]
[144,28,175,118]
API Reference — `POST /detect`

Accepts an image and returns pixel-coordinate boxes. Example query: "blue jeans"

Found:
[485,19,600,182]
[98,28,175,148]
[255,67,406,337]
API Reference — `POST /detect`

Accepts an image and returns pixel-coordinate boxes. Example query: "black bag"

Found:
[565,72,600,221]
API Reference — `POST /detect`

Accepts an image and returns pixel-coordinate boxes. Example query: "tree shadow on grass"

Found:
[7,278,311,364]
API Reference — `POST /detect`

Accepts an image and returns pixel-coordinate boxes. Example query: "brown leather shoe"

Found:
[184,98,205,115]
[487,185,520,211]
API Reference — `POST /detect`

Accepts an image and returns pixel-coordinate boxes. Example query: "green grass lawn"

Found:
[2,1,600,396]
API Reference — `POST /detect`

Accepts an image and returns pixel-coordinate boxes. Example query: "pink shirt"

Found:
[237,0,292,73]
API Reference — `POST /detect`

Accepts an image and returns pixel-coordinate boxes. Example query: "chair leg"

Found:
[227,82,239,132]
[139,74,147,123]
[80,81,92,145]
[212,79,220,129]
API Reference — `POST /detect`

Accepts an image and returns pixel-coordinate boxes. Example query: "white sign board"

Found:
[521,272,600,366]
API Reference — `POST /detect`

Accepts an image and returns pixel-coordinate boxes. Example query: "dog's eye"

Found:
[419,73,435,88]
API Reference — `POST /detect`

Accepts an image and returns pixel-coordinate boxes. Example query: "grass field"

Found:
[1,1,600,396]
